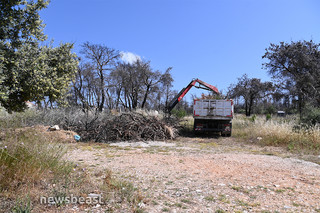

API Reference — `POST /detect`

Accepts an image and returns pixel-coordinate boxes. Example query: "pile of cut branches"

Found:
[65,112,177,142]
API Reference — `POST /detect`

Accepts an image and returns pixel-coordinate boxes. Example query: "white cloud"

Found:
[120,51,141,64]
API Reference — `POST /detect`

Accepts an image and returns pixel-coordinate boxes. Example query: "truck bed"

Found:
[193,99,233,119]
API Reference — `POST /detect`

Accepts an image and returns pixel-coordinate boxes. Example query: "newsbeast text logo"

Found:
[40,194,103,205]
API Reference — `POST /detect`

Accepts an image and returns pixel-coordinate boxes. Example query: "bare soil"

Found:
[65,137,320,212]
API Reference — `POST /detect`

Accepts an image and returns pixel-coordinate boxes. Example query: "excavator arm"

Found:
[166,78,219,112]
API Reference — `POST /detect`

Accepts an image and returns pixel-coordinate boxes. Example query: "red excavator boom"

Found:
[166,78,219,112]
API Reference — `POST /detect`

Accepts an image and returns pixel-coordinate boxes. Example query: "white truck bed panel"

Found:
[193,99,233,119]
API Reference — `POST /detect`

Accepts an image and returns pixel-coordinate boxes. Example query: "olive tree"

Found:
[0,0,78,112]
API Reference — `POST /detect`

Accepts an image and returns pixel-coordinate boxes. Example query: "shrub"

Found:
[250,114,256,122]
[301,106,320,126]
[265,105,276,115]
[266,114,272,121]
[171,109,187,118]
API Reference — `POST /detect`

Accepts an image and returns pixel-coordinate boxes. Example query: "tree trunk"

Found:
[98,69,105,112]
[141,85,151,108]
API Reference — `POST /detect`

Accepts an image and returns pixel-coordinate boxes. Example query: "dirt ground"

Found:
[66,137,320,213]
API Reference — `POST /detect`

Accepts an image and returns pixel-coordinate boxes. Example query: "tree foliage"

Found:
[0,0,78,112]
[0,0,48,47]
[263,40,320,115]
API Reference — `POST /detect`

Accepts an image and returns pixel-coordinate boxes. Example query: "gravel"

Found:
[66,137,320,212]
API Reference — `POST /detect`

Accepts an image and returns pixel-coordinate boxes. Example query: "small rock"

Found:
[196,189,202,194]
[174,191,182,197]
[49,125,60,131]
[163,190,169,194]
[138,202,145,208]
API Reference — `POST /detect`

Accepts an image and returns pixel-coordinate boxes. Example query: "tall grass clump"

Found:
[0,128,73,191]
[233,114,320,153]
[0,107,101,128]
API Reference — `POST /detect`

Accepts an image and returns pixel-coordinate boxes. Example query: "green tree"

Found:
[262,40,320,116]
[0,0,78,112]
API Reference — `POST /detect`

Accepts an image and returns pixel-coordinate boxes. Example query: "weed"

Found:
[286,187,295,192]
[217,194,229,203]
[164,201,171,206]
[181,198,191,204]
[162,207,170,212]
[12,196,32,213]
[236,199,249,206]
[275,189,286,193]
[174,202,183,207]
[204,195,215,202]
[166,181,174,185]
[152,200,159,205]
[231,185,250,194]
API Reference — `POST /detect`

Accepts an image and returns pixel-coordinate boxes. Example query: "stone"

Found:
[49,125,60,131]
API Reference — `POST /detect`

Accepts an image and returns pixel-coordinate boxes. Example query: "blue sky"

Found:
[40,0,320,101]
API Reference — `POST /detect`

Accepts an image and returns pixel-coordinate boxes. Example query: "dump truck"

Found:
[166,79,234,136]
[193,99,233,136]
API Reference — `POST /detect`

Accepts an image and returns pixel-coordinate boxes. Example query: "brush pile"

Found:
[65,112,177,142]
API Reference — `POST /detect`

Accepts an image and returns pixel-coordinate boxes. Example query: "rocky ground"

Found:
[65,137,320,213]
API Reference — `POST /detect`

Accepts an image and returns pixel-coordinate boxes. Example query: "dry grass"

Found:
[0,128,72,191]
[233,114,320,153]
[0,114,145,212]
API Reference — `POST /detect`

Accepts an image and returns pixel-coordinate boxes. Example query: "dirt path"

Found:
[66,137,320,212]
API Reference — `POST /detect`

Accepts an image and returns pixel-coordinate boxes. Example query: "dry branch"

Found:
[65,112,177,142]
